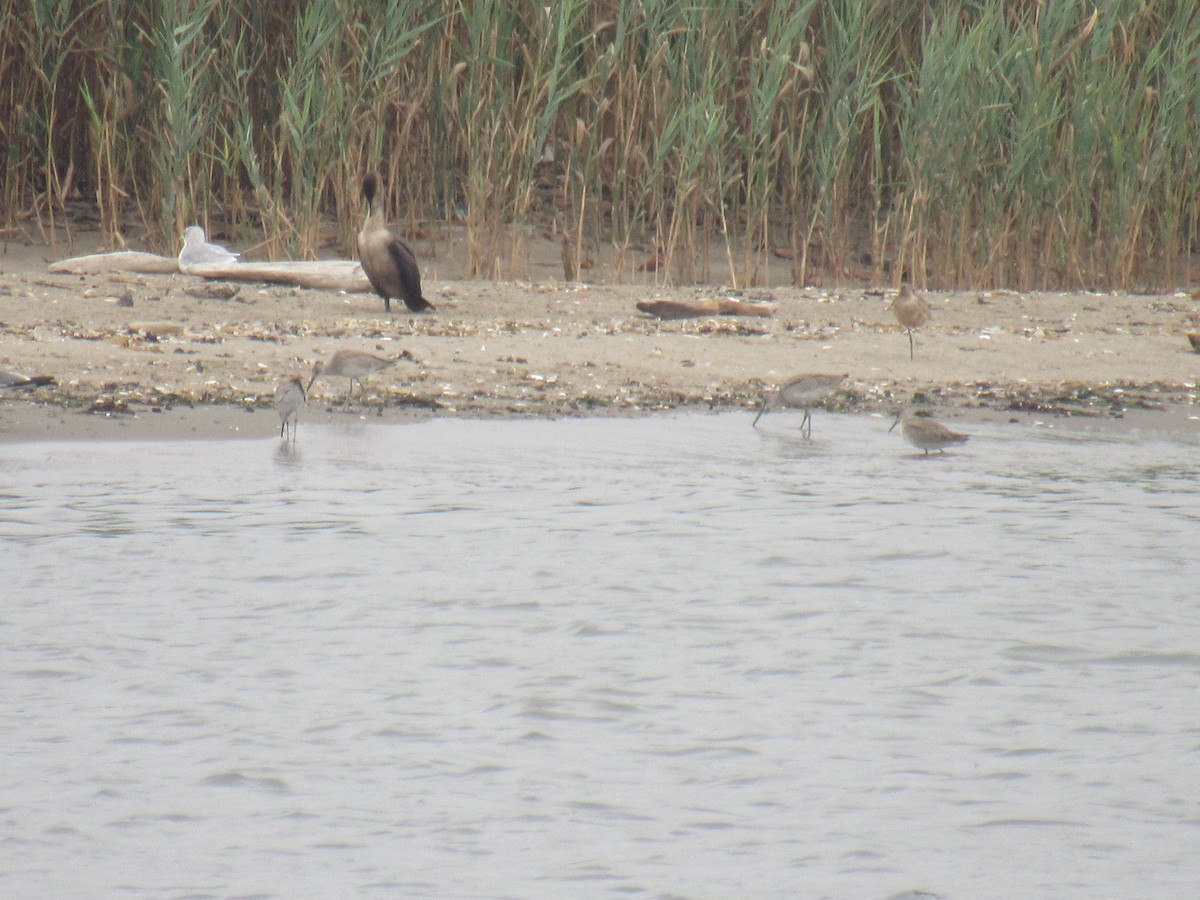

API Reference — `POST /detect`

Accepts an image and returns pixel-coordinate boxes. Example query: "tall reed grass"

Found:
[3,0,1198,289]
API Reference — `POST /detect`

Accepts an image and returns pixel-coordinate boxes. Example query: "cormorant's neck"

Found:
[360,199,379,230]
[364,187,384,229]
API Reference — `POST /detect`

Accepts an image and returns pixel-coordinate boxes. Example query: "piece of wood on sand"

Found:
[179,259,371,292]
[50,251,372,293]
[128,321,185,339]
[48,251,181,275]
[636,297,774,320]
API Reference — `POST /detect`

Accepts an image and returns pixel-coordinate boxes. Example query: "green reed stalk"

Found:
[452,0,509,277]
[805,1,893,285]
[270,0,344,258]
[9,0,1200,291]
[0,2,35,231]
[508,0,590,273]
[137,0,220,250]
[608,1,736,284]
[896,9,995,286]
[598,7,662,277]
[22,0,109,247]
[340,2,440,256]
[740,1,816,286]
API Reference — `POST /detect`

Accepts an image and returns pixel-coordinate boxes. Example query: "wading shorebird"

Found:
[889,409,970,455]
[753,373,847,438]
[358,171,434,314]
[179,225,239,270]
[274,376,306,441]
[307,349,396,409]
[892,284,931,360]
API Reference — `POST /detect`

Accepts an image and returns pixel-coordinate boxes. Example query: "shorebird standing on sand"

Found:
[889,409,970,455]
[274,376,306,440]
[892,284,931,360]
[358,171,434,314]
[753,373,847,439]
[307,349,396,409]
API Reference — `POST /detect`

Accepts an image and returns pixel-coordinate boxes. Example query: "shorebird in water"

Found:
[753,373,847,439]
[892,284,931,360]
[307,349,396,409]
[358,171,434,314]
[889,409,970,455]
[274,376,306,440]
[179,225,239,270]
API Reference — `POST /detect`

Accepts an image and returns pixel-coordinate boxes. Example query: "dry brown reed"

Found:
[3,0,1199,290]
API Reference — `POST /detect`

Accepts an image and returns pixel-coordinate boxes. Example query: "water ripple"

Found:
[1,413,1197,898]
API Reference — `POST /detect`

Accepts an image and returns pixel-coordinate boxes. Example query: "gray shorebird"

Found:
[274,376,306,440]
[358,171,434,314]
[179,225,239,270]
[892,285,931,359]
[753,373,847,438]
[307,349,396,408]
[889,409,969,455]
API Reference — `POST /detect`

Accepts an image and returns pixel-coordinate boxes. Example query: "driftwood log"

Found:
[48,251,180,275]
[178,260,371,291]
[127,322,186,338]
[0,371,57,389]
[49,251,372,292]
[636,297,775,320]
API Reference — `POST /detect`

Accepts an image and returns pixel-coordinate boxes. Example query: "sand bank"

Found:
[1,229,1197,441]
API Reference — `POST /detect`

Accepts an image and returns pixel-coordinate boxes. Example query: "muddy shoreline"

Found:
[1,229,1197,441]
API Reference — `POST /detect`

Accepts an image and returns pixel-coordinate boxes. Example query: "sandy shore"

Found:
[1,228,1198,441]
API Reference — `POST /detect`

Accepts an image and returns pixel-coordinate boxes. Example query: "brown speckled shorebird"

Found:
[274,376,306,441]
[307,350,396,409]
[753,373,847,439]
[889,409,970,455]
[892,285,932,359]
[358,171,434,314]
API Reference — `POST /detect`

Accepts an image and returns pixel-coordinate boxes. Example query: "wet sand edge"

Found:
[2,394,1195,444]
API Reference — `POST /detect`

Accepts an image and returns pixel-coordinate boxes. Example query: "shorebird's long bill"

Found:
[888,413,901,432]
[752,400,768,428]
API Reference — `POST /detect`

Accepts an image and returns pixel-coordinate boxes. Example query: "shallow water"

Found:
[2,412,1198,899]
